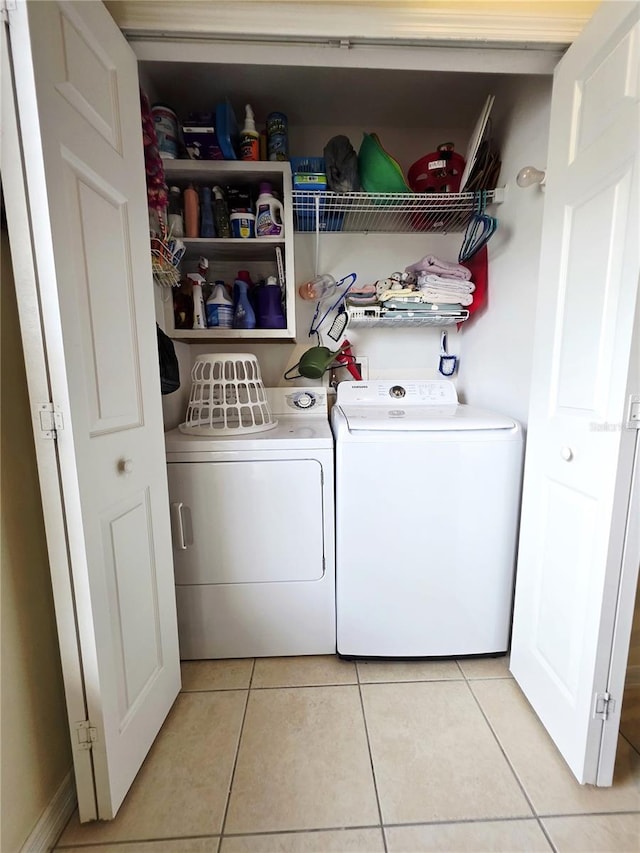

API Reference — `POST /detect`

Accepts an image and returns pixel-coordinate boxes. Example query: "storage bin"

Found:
[291,156,344,232]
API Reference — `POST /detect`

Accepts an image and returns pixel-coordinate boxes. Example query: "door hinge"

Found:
[75,720,97,751]
[1,0,17,23]
[593,691,616,721]
[627,395,640,429]
[37,403,64,439]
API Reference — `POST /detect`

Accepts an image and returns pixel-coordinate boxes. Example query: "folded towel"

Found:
[418,273,476,293]
[421,288,474,306]
[349,284,377,294]
[405,255,472,281]
[379,288,417,302]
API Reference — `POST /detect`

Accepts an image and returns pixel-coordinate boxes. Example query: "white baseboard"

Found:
[626,664,640,687]
[20,771,77,853]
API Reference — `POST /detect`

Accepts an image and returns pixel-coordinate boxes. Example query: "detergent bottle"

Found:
[205,281,233,328]
[232,278,257,329]
[255,182,284,238]
[256,275,286,329]
[187,273,207,329]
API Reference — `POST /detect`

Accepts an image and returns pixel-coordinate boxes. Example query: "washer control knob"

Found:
[560,446,573,462]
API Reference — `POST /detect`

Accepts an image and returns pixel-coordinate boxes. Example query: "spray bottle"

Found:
[187,273,207,329]
[239,104,260,161]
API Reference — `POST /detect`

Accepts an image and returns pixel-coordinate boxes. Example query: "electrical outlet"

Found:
[354,356,369,380]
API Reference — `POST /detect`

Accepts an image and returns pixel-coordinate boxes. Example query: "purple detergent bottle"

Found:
[256,275,286,329]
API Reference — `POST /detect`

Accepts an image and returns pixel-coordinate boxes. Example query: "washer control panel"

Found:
[336,380,458,406]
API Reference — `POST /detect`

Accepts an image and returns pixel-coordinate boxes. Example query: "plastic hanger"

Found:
[309,272,357,343]
[458,192,497,263]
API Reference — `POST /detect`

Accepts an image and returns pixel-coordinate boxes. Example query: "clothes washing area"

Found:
[4,0,639,828]
[164,354,335,659]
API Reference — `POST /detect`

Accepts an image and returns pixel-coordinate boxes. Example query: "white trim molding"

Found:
[20,772,77,853]
[105,1,598,47]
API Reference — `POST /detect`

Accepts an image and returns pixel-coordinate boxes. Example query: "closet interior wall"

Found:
[137,54,553,431]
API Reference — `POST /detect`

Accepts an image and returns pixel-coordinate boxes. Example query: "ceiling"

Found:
[140,61,527,129]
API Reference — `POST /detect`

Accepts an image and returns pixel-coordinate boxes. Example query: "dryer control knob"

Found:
[293,392,316,409]
[119,458,134,474]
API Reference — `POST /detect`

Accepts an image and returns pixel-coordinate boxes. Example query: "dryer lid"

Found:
[340,403,517,431]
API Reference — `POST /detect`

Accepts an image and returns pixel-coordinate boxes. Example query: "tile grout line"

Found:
[217,658,256,853]
[355,661,389,853]
[462,677,559,853]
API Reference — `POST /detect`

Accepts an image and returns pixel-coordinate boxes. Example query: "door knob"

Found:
[118,458,134,474]
[560,446,573,461]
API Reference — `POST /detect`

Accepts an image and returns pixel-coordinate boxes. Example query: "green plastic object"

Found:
[358,132,411,193]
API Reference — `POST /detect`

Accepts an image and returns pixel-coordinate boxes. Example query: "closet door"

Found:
[4,0,180,820]
[511,1,640,785]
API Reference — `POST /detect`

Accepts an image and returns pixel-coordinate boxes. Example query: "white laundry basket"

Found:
[179,353,278,436]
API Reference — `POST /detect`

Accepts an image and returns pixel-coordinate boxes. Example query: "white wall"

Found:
[457,75,553,426]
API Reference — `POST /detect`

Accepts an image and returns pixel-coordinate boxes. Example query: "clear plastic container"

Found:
[297,274,336,301]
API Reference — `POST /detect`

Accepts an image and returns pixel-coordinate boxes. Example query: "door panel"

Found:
[168,460,325,585]
[6,0,180,819]
[511,0,640,786]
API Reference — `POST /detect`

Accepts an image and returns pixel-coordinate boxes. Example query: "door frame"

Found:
[598,292,640,783]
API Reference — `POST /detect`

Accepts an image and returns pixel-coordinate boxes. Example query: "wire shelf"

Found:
[347,307,469,327]
[292,189,503,235]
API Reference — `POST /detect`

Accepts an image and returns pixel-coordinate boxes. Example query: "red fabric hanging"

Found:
[460,245,488,327]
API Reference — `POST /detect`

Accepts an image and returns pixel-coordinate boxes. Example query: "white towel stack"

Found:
[416,273,475,306]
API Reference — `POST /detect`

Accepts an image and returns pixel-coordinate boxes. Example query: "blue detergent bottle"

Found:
[233,278,256,329]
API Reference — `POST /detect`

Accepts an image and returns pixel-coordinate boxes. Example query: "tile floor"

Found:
[55,656,640,853]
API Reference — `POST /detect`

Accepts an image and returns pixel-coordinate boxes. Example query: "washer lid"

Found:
[340,403,517,431]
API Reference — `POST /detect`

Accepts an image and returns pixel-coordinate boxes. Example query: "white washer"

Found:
[331,380,523,658]
[165,388,335,659]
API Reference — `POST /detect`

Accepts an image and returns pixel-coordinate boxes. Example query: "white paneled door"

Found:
[4,0,180,820]
[510,1,640,785]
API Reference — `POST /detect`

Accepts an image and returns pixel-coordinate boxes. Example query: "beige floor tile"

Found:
[385,819,552,852]
[224,686,379,833]
[57,692,246,845]
[542,813,640,852]
[181,658,254,691]
[55,841,218,852]
[220,828,385,852]
[252,655,356,688]
[362,681,531,824]
[457,655,512,680]
[620,684,640,754]
[471,679,640,814]
[356,659,462,683]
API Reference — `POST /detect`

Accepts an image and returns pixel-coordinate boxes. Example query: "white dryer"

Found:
[331,380,523,658]
[165,388,335,659]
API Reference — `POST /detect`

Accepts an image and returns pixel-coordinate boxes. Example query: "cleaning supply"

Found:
[239,104,260,161]
[212,186,232,237]
[206,281,234,328]
[183,184,199,237]
[167,186,184,237]
[187,273,207,329]
[232,278,257,329]
[256,275,286,329]
[230,211,256,238]
[199,186,215,237]
[266,112,288,161]
[255,182,284,238]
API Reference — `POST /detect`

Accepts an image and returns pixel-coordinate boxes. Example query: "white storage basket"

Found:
[179,353,278,436]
